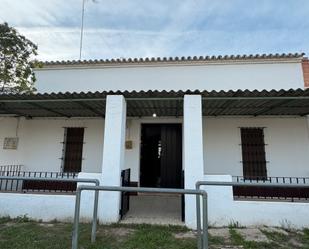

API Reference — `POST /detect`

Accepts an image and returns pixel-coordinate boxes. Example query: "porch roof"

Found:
[1,89,309,118]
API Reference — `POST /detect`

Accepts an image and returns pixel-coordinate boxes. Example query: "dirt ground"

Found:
[0,217,309,249]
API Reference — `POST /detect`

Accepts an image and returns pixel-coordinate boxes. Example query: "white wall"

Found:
[0,193,77,222]
[203,117,309,177]
[202,175,309,228]
[127,116,309,181]
[34,61,304,93]
[1,116,309,227]
[1,116,309,179]
[0,117,104,173]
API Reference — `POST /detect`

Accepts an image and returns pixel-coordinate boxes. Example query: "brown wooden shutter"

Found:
[240,128,267,180]
[63,128,84,173]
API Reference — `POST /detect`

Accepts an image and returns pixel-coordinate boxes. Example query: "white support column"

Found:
[100,95,126,223]
[184,94,204,229]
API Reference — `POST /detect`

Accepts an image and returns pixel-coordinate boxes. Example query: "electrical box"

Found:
[3,137,19,150]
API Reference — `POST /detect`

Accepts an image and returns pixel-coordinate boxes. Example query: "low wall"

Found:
[1,173,308,228]
[203,175,309,228]
[0,193,76,222]
[0,173,101,222]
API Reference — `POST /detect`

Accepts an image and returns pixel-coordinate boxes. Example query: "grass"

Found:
[229,228,275,249]
[0,218,309,249]
[301,229,309,249]
[0,220,196,249]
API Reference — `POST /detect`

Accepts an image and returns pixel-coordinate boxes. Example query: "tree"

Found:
[0,22,38,94]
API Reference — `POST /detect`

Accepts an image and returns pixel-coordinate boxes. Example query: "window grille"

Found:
[62,128,85,173]
[240,128,267,179]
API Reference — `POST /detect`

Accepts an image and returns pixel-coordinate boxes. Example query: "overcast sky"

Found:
[1,0,308,61]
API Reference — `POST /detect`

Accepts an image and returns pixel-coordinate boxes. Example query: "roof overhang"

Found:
[37,53,305,70]
[1,89,309,118]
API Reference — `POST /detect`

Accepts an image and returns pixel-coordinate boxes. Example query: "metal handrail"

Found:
[71,185,208,249]
[195,180,309,249]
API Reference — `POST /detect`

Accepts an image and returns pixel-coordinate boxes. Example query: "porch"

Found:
[1,89,309,228]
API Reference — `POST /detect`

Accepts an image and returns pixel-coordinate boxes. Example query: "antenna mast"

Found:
[79,0,86,60]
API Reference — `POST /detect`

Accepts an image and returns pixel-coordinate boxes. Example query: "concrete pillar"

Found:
[183,94,204,229]
[100,95,126,223]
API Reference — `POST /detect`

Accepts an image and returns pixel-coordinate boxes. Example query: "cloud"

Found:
[1,0,309,60]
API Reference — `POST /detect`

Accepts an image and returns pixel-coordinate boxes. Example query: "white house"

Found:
[0,53,309,228]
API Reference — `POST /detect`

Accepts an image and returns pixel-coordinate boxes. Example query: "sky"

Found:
[0,0,309,61]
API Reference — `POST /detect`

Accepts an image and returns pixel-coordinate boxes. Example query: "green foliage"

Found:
[228,220,244,228]
[0,216,11,224]
[0,22,39,94]
[229,228,244,245]
[302,228,309,246]
[15,215,31,223]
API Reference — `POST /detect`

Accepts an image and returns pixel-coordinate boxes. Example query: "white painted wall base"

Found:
[0,173,103,223]
[203,175,309,229]
[78,172,126,225]
[0,172,101,223]
[0,193,77,222]
[78,172,103,222]
[1,173,309,229]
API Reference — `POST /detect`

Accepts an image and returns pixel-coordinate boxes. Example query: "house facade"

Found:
[0,53,309,228]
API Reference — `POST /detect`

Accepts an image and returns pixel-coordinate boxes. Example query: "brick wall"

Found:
[303,58,309,88]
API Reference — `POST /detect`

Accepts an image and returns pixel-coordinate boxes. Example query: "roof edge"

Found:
[37,53,305,69]
[1,88,309,100]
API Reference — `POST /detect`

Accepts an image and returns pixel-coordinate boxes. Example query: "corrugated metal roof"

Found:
[0,89,309,117]
[40,53,305,67]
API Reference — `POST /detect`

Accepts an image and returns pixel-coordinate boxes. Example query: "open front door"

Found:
[140,124,182,189]
[160,124,182,188]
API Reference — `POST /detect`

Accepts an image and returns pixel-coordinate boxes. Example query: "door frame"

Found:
[139,122,183,188]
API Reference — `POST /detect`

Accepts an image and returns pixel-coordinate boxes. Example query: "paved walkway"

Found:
[120,194,183,225]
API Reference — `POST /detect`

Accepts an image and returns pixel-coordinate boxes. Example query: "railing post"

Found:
[72,188,82,249]
[73,186,208,249]
[202,192,208,249]
[91,189,99,243]
[195,183,202,249]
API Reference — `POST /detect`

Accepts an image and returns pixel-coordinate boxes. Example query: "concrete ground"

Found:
[175,227,307,248]
[120,194,183,225]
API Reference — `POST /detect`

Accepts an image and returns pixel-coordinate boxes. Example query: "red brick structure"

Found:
[303,58,309,88]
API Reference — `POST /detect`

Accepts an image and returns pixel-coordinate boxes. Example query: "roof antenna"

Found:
[79,0,97,60]
[79,0,85,60]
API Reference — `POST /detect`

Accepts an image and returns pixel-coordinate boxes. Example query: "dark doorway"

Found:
[140,124,182,188]
[63,128,85,173]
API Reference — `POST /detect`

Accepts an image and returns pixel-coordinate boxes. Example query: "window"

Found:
[62,128,85,173]
[240,128,267,179]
